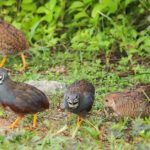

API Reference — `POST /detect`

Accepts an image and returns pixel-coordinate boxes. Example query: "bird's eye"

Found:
[105,99,109,102]
[75,95,79,99]
[0,73,4,84]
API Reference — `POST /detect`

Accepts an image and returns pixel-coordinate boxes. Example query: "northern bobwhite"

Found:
[0,19,29,71]
[0,68,49,129]
[104,85,150,117]
[63,79,95,138]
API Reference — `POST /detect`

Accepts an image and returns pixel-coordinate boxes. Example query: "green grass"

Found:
[0,48,150,150]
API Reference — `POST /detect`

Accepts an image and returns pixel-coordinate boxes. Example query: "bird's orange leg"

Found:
[9,115,24,129]
[72,116,83,138]
[33,113,37,128]
[0,56,7,67]
[20,52,28,72]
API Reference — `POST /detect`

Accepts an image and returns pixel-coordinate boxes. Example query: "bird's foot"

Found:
[8,116,24,129]
[32,113,37,129]
[0,65,4,68]
[71,117,83,139]
[23,126,36,131]
[19,64,28,72]
[0,56,7,68]
[19,52,28,72]
[9,124,17,129]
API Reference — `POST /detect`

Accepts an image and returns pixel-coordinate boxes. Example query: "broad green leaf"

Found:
[83,0,93,5]
[29,19,43,41]
[22,0,33,4]
[91,4,102,18]
[69,1,84,10]
[74,11,88,20]
[54,6,62,20]
[125,0,135,6]
[2,0,15,6]
[46,0,57,11]
[37,6,47,14]
[21,3,36,11]
[42,14,52,23]
[92,0,121,18]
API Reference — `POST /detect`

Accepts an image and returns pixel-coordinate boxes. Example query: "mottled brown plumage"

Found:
[104,85,150,117]
[67,80,95,94]
[0,19,29,71]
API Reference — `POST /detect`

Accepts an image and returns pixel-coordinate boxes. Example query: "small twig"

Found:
[83,119,99,132]
[142,90,150,102]
[52,125,68,137]
[98,11,112,22]
[71,125,80,139]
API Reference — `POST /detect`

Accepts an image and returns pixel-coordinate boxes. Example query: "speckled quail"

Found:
[104,85,150,117]
[0,19,29,71]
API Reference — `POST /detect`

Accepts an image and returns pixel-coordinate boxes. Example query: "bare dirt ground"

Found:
[0,108,70,136]
[0,107,102,137]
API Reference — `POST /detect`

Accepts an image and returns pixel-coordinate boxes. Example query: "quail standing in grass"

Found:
[0,68,49,129]
[0,19,29,71]
[104,85,150,117]
[63,79,95,138]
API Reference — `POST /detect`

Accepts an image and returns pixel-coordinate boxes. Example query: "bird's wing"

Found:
[9,83,49,113]
[82,92,94,112]
[0,22,29,51]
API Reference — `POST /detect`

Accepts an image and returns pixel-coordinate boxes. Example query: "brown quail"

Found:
[104,85,150,117]
[0,19,29,71]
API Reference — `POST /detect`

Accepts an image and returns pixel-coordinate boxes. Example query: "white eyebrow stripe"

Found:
[0,73,5,83]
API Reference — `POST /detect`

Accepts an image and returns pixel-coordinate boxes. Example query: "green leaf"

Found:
[2,0,15,6]
[37,6,47,14]
[21,3,36,11]
[22,0,33,4]
[125,0,135,7]
[83,0,93,5]
[92,0,121,18]
[69,1,84,10]
[45,0,57,11]
[54,6,62,20]
[74,11,88,20]
[29,19,43,41]
[91,4,101,18]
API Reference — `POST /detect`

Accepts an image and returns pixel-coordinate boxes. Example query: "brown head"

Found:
[104,93,120,110]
